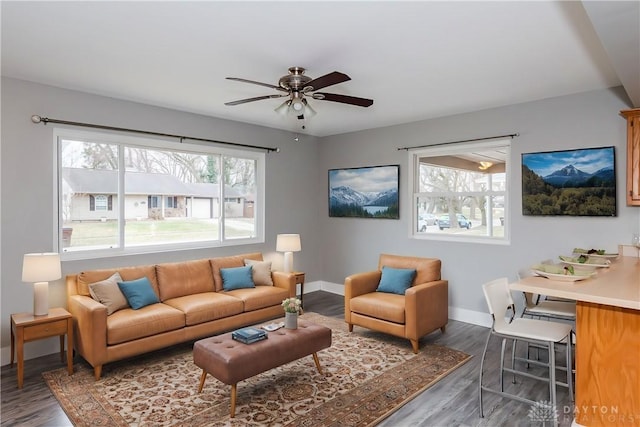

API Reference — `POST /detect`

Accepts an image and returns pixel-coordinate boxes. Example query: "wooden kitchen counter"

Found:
[511,256,640,426]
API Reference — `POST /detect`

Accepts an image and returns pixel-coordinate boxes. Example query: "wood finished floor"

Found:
[0,291,574,426]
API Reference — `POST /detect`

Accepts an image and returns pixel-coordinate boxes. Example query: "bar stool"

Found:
[516,267,576,377]
[517,267,576,321]
[478,278,574,427]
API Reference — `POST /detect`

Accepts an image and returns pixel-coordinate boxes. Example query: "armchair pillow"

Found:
[244,259,273,286]
[117,277,159,309]
[88,272,129,315]
[221,265,256,291]
[376,266,416,295]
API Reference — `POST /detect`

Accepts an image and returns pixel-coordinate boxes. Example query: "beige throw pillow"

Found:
[244,259,273,286]
[88,272,129,315]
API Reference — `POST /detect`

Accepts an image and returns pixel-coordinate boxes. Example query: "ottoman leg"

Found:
[198,369,207,393]
[230,384,237,417]
[312,352,323,374]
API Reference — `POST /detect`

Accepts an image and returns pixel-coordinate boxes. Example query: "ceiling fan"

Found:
[224,66,374,120]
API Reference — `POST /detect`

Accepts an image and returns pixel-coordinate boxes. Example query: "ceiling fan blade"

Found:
[226,77,288,92]
[225,94,288,106]
[303,71,351,92]
[313,92,374,107]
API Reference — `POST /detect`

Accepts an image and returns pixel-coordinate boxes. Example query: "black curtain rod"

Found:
[397,133,519,151]
[30,115,280,153]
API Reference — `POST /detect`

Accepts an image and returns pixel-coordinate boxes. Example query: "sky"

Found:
[329,165,398,193]
[521,147,614,177]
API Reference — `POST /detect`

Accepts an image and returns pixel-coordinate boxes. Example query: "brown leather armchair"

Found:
[344,253,448,353]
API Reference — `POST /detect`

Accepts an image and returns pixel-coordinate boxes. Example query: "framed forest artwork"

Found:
[521,146,616,216]
[328,164,399,219]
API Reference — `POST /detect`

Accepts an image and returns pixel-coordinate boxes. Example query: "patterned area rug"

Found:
[44,312,470,426]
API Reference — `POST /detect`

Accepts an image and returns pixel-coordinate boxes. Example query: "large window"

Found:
[409,139,510,243]
[56,129,264,259]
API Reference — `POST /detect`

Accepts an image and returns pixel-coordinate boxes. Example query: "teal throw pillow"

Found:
[376,266,416,295]
[117,277,159,309]
[221,265,255,291]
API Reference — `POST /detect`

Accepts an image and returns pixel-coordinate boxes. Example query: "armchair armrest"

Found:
[271,271,296,297]
[345,270,381,298]
[67,294,108,368]
[344,270,382,323]
[405,279,448,340]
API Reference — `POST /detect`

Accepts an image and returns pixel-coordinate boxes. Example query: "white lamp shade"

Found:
[276,234,301,252]
[22,253,61,283]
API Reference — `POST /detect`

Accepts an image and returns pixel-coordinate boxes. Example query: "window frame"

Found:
[54,128,265,260]
[408,138,511,245]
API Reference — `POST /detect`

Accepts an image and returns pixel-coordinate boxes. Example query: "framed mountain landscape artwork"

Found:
[329,164,399,219]
[522,146,616,216]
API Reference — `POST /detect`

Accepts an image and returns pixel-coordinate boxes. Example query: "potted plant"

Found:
[281,297,302,329]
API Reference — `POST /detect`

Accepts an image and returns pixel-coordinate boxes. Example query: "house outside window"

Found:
[409,138,510,244]
[56,129,265,259]
[90,194,112,211]
[148,195,160,208]
[165,196,178,208]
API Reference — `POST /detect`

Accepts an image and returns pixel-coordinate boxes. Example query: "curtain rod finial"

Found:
[31,115,41,123]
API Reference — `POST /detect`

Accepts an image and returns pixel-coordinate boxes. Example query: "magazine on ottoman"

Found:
[232,327,268,344]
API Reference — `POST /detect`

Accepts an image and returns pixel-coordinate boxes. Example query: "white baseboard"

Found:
[0,282,491,367]
[0,337,66,367]
[306,281,492,327]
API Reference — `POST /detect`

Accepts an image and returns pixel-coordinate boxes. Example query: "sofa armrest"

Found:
[405,280,448,340]
[344,270,382,323]
[271,271,296,297]
[67,294,108,368]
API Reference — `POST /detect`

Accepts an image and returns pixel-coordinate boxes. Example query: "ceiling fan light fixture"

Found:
[479,161,493,170]
[226,66,373,122]
[275,100,291,115]
[302,99,317,118]
[291,99,304,112]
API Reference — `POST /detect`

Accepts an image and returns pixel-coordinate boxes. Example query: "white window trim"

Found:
[53,128,265,260]
[407,138,511,245]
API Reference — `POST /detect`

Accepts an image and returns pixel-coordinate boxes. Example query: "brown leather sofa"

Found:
[344,253,448,353]
[66,252,295,379]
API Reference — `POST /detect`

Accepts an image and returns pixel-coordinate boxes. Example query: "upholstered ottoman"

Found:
[193,321,332,417]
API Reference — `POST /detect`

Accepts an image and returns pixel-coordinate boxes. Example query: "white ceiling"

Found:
[2,1,638,138]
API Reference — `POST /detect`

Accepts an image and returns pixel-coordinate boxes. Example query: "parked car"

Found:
[417,214,438,231]
[438,214,472,230]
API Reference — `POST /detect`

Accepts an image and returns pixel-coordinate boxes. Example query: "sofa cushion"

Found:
[210,253,263,292]
[221,265,255,291]
[77,265,159,297]
[117,277,160,309]
[106,303,185,345]
[376,266,416,295]
[244,259,273,286]
[163,292,244,326]
[350,292,406,324]
[88,272,129,315]
[224,286,289,312]
[156,259,215,301]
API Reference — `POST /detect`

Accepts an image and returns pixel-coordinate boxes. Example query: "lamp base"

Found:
[283,252,294,273]
[33,281,49,316]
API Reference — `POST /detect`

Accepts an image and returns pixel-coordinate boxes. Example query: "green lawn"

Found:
[63,218,255,248]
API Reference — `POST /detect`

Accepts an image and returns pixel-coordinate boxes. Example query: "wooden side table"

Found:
[292,271,306,307]
[10,307,74,388]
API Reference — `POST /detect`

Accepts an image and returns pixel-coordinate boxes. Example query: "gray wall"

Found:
[0,77,321,362]
[319,86,639,322]
[2,78,639,363]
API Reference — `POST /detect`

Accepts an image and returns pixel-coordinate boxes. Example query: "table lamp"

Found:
[22,252,61,316]
[276,234,301,273]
